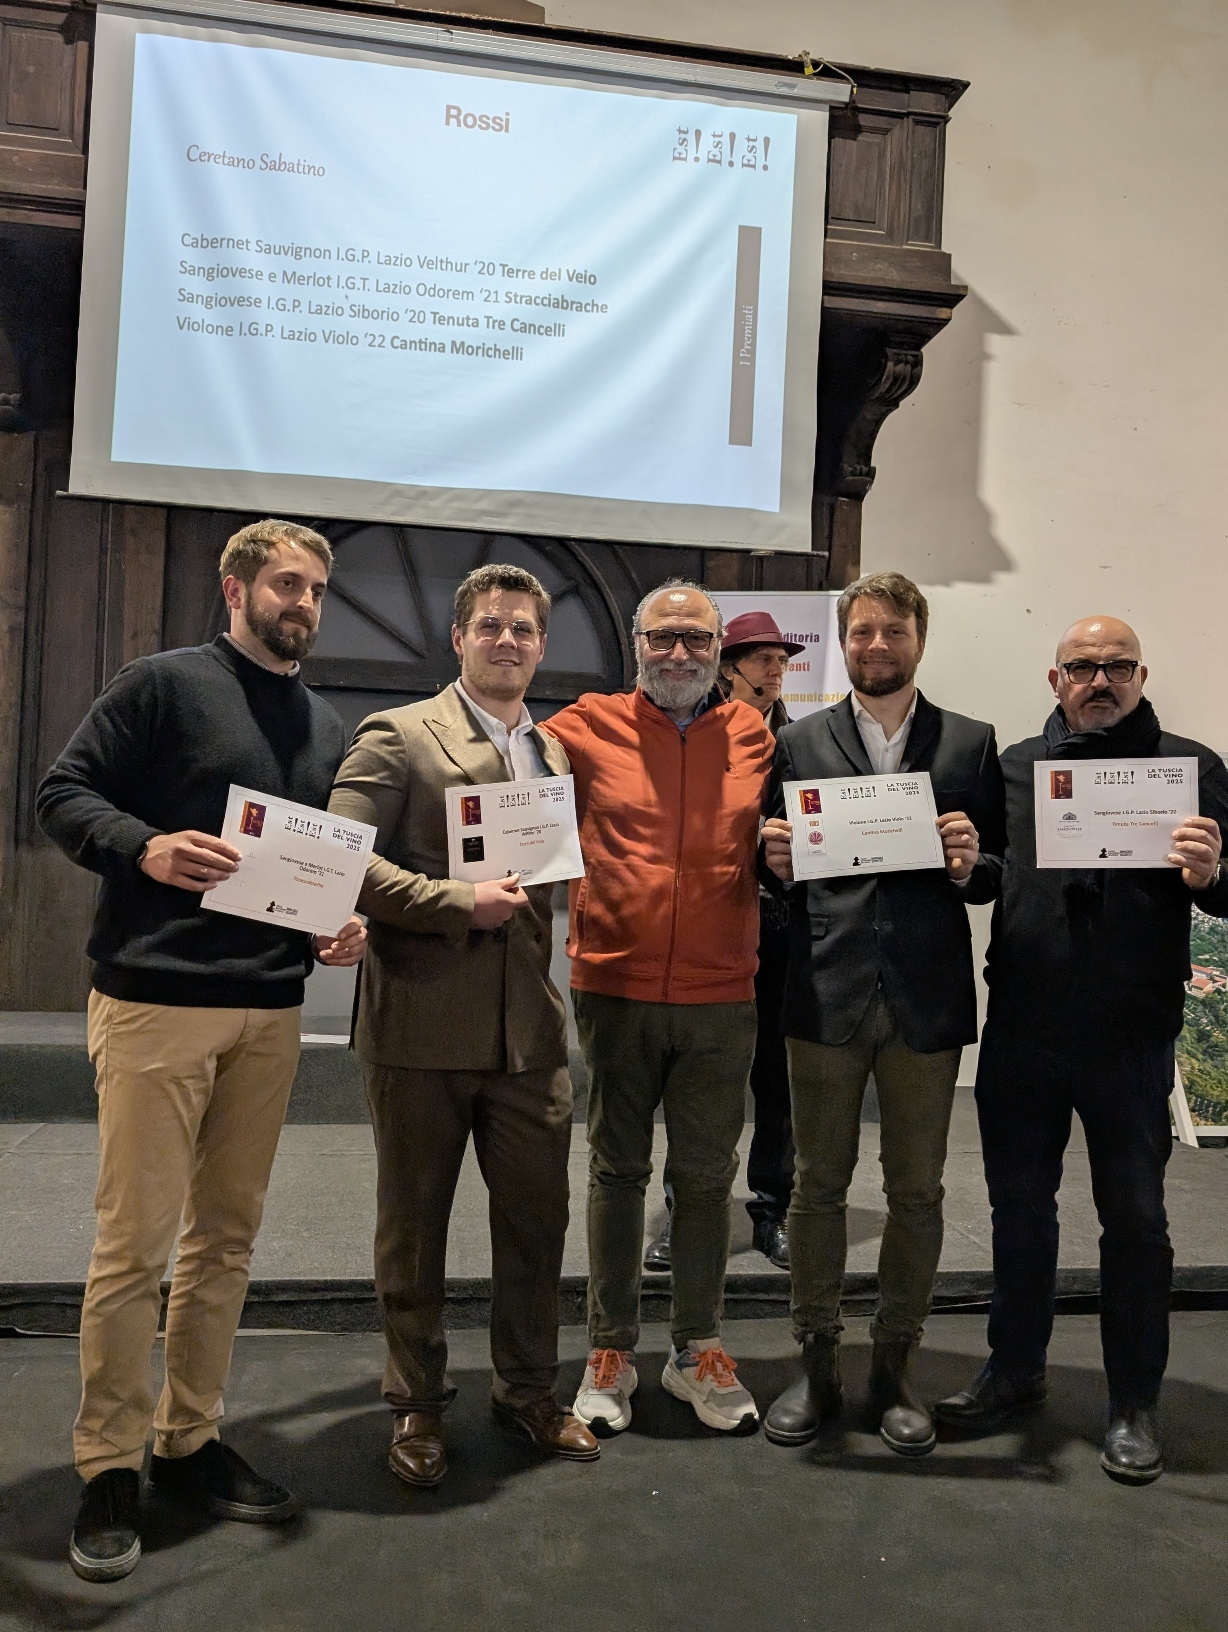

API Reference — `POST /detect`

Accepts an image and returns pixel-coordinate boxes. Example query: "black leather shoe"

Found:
[867,1336,936,1457]
[752,1219,790,1269]
[764,1333,842,1446]
[150,1440,298,1522]
[934,1362,1048,1429]
[1101,1406,1163,1484]
[644,1216,671,1272]
[69,1469,141,1583]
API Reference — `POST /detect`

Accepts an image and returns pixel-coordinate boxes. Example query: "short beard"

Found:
[637,647,719,715]
[849,661,913,698]
[245,591,317,662]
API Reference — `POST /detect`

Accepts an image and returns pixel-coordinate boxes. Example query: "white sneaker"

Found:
[572,1348,638,1436]
[662,1339,759,1434]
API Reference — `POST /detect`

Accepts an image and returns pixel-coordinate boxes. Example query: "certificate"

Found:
[201,785,376,936]
[783,771,945,880]
[445,775,585,887]
[1034,757,1198,867]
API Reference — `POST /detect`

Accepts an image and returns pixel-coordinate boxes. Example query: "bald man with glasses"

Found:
[937,617,1228,1484]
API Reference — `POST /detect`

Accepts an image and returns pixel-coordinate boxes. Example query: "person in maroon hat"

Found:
[642,611,804,1273]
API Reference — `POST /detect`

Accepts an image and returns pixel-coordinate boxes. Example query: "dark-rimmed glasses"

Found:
[1060,659,1140,685]
[639,627,717,654]
[464,616,541,644]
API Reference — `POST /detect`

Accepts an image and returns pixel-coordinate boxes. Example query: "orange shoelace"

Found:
[590,1348,631,1389]
[694,1347,739,1388]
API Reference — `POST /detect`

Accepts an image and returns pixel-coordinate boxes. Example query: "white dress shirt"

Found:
[455,680,548,780]
[851,691,917,775]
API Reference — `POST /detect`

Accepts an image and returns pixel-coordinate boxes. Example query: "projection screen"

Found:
[71,2,849,550]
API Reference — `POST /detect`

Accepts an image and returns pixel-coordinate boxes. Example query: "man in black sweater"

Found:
[936,616,1228,1484]
[759,573,1005,1457]
[37,520,365,1581]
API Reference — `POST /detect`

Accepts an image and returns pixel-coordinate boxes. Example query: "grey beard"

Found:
[637,649,719,714]
[245,594,317,662]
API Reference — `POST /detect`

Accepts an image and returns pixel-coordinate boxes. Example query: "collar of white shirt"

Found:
[851,690,918,773]
[455,679,544,778]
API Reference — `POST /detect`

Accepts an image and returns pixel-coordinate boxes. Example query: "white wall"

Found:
[550,0,1228,751]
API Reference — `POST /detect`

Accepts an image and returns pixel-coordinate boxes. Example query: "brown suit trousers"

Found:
[366,1062,572,1410]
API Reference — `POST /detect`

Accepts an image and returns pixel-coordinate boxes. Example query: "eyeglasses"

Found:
[1060,659,1140,685]
[639,627,717,654]
[465,616,541,644]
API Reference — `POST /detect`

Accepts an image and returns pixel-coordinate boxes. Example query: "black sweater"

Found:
[983,699,1228,1043]
[37,636,346,1008]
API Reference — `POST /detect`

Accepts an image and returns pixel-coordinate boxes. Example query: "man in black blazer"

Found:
[760,572,1005,1456]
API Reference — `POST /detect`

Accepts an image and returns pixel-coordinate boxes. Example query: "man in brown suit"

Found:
[329,564,598,1485]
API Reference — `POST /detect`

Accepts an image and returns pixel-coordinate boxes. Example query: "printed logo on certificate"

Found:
[445,775,585,887]
[1033,757,1199,868]
[782,772,944,880]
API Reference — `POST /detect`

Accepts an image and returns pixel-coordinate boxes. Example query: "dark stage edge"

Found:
[5,1266,1228,1336]
[0,1041,596,1123]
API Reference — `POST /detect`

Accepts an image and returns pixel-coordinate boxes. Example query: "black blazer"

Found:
[765,691,1006,1052]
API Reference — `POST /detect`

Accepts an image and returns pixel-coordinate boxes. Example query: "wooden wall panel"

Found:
[0,3,90,225]
[4,431,101,1006]
[102,503,168,684]
[0,430,32,966]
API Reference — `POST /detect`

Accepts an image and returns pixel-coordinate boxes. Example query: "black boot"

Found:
[643,1215,671,1272]
[752,1219,790,1269]
[867,1336,936,1457]
[1101,1406,1163,1484]
[934,1362,1048,1429]
[764,1333,842,1446]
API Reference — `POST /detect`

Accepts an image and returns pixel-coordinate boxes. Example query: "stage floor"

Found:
[2,1315,1226,1632]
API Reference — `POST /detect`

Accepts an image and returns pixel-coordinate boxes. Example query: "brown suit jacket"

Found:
[328,684,570,1073]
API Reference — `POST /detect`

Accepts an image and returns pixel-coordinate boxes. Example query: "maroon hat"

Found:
[720,610,805,662]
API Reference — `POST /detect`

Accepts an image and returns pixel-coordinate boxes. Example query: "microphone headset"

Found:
[732,663,765,698]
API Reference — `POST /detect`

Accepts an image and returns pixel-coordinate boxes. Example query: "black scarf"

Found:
[1042,696,1162,759]
[1040,697,1164,931]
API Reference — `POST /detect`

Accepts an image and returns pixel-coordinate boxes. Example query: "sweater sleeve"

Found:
[537,699,589,757]
[757,730,799,897]
[35,660,164,881]
[327,712,475,938]
[537,698,592,818]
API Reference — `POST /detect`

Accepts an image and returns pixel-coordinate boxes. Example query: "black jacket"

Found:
[37,636,346,1008]
[766,691,1006,1052]
[982,698,1228,1043]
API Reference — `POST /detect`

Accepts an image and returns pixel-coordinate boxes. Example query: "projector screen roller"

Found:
[71,3,846,550]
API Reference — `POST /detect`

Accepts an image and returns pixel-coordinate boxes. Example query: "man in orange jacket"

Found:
[541,580,774,1437]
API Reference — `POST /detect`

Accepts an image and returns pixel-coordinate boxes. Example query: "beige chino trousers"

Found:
[75,994,300,1479]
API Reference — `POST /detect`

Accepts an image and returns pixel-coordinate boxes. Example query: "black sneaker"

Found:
[69,1468,142,1583]
[149,1440,298,1523]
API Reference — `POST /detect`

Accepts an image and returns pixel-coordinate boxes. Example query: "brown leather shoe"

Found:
[388,1411,446,1488]
[492,1396,600,1461]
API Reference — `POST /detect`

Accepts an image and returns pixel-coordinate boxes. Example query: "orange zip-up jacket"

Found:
[541,689,774,1004]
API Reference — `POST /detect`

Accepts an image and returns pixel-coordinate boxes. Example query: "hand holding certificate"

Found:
[201,785,376,936]
[445,775,585,887]
[1034,758,1199,867]
[783,772,946,880]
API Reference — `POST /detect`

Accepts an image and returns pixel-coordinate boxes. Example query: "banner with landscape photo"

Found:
[1176,908,1228,1127]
